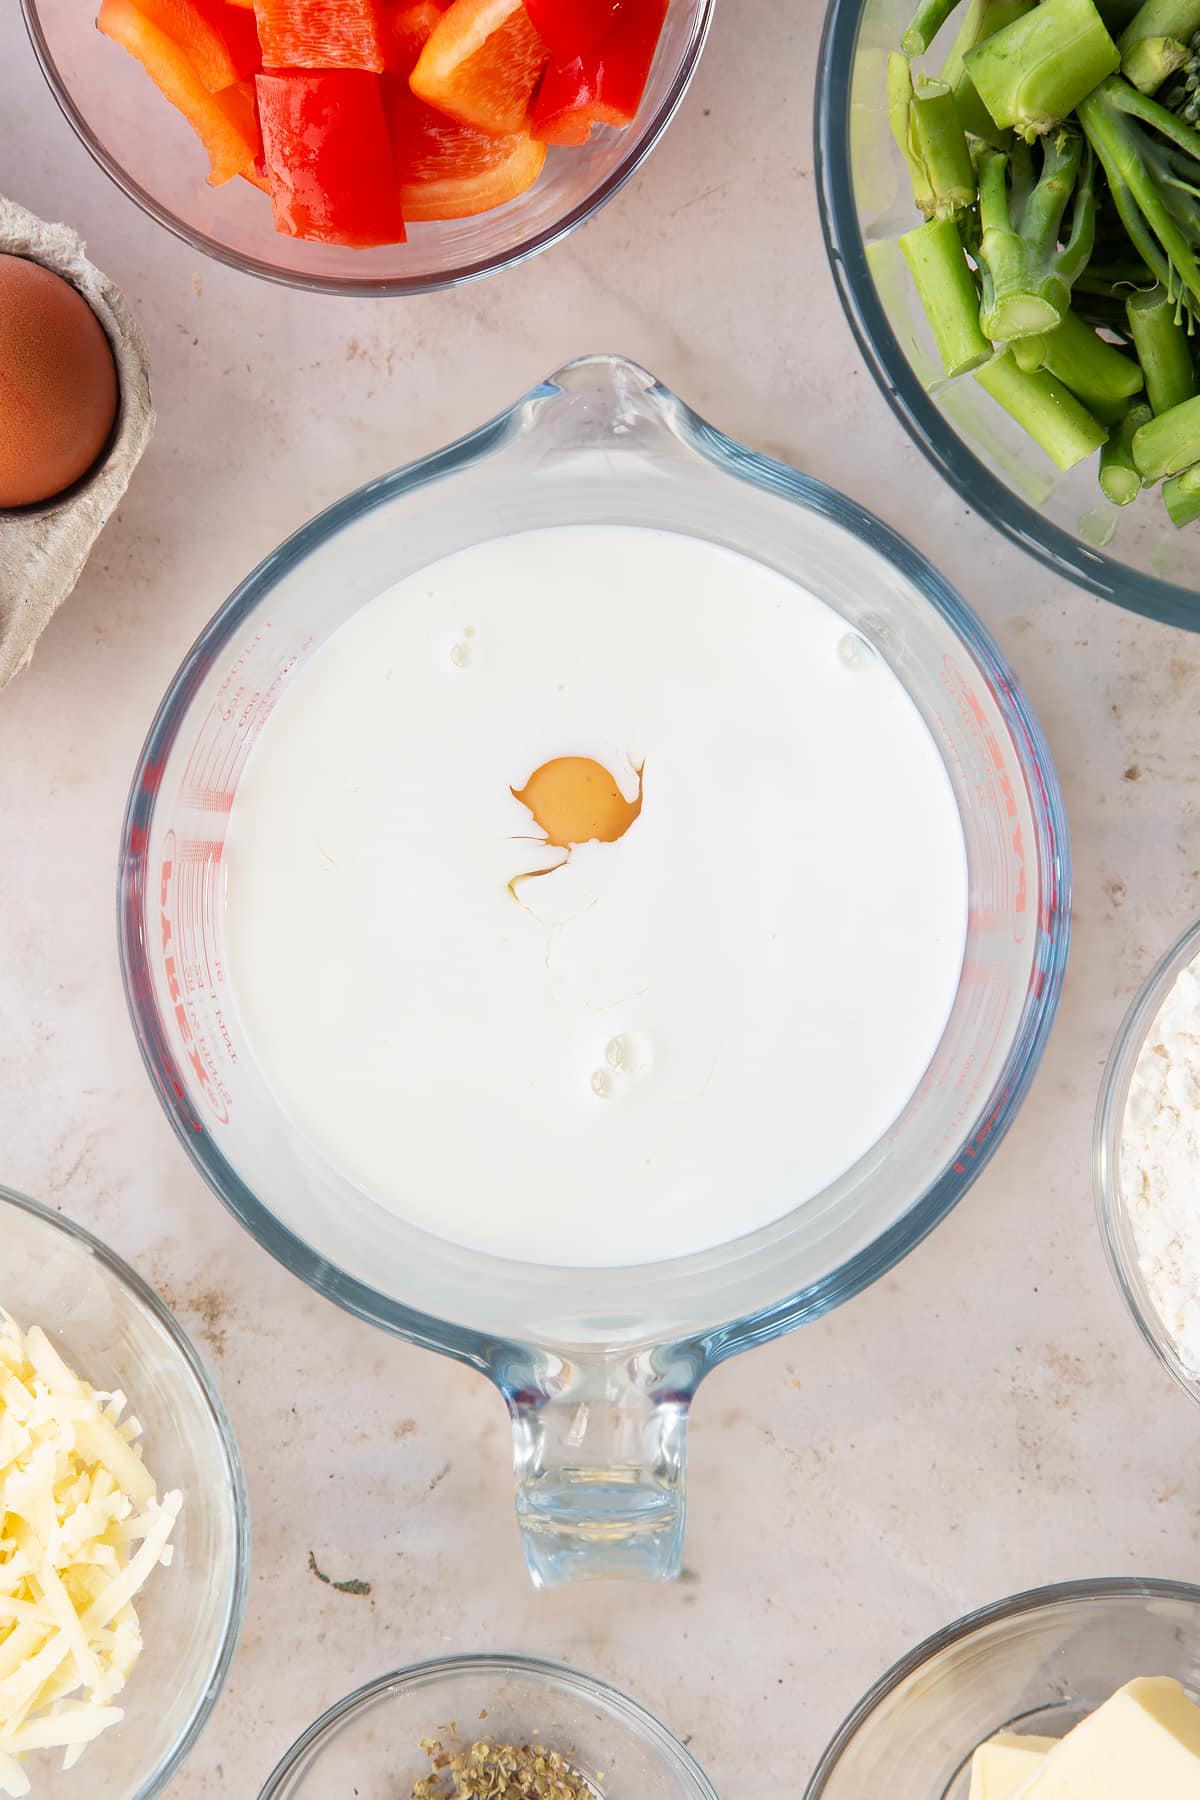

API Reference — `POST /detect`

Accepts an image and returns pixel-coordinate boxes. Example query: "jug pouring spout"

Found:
[506,1346,698,1587]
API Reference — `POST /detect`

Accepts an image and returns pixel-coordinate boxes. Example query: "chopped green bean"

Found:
[1132,389,1200,473]
[1100,400,1153,499]
[966,0,1121,136]
[1119,0,1200,90]
[1126,284,1198,412]
[900,219,994,376]
[976,351,1110,467]
[1163,460,1200,521]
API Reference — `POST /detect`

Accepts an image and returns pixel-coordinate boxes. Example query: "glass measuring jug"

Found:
[119,357,1070,1586]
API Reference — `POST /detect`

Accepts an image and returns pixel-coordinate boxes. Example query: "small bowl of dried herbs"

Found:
[257,1654,717,1800]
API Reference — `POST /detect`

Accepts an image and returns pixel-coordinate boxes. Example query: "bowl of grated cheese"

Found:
[0,1185,248,1798]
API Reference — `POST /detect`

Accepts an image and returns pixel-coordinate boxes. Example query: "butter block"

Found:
[968,1731,1057,1799]
[1020,1678,1200,1797]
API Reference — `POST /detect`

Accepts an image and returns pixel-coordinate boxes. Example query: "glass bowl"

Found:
[2,1183,249,1798]
[815,0,1200,630]
[1095,916,1200,1405]
[118,355,1070,1585]
[257,1654,718,1798]
[20,0,710,295]
[805,1577,1200,1798]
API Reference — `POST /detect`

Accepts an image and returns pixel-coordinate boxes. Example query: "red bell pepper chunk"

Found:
[130,0,261,90]
[531,0,667,145]
[256,70,406,245]
[387,0,445,70]
[254,0,389,70]
[409,0,549,137]
[384,77,545,217]
[522,0,619,56]
[98,0,261,181]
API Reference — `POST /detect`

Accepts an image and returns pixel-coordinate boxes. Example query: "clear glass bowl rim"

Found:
[803,1574,1200,1796]
[19,0,713,298]
[0,1181,251,1798]
[813,0,1200,632]
[1094,914,1200,1404]
[256,1651,720,1798]
[116,356,1071,1379]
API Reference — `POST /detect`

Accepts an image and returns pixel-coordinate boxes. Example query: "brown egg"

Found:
[0,253,119,509]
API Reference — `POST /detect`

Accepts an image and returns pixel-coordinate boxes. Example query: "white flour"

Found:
[1121,954,1200,1375]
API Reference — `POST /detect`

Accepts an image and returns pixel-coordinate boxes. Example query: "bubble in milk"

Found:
[590,1069,613,1098]
[605,1033,653,1077]
[838,632,875,671]
[449,641,469,668]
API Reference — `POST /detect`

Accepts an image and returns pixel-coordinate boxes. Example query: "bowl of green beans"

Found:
[817,0,1200,628]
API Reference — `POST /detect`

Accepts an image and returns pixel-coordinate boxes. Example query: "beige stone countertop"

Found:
[3,1,1200,1793]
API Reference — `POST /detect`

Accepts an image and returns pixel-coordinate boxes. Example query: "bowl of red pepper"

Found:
[22,0,711,294]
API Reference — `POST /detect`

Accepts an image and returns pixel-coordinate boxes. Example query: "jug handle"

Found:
[505,1349,693,1587]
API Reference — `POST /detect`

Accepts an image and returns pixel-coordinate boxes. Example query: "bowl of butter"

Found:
[805,1577,1200,1799]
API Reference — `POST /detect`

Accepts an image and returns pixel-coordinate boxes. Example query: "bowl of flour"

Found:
[1097,918,1200,1396]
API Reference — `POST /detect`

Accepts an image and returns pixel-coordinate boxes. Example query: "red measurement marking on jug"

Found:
[178,788,235,813]
[181,630,313,800]
[158,829,231,1126]
[899,963,1014,1151]
[155,632,314,1130]
[936,656,1029,946]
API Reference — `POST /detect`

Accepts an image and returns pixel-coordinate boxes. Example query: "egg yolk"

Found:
[512,756,642,848]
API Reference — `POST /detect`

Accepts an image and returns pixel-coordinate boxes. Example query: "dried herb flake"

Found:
[307,1549,372,1596]
[411,1735,599,1799]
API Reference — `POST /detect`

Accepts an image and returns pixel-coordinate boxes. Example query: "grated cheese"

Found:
[0,1310,181,1796]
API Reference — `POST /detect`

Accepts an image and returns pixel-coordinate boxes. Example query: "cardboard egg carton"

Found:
[0,193,153,690]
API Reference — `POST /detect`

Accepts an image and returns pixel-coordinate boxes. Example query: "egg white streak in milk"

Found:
[222,526,969,1267]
